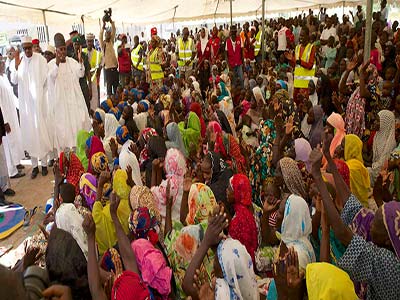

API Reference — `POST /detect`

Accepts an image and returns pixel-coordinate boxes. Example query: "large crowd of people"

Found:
[0,0,400,299]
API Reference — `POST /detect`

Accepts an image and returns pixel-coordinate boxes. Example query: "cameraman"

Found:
[100,15,118,96]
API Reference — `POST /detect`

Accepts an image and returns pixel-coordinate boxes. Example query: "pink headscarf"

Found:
[240,100,251,117]
[131,239,172,299]
[327,112,346,157]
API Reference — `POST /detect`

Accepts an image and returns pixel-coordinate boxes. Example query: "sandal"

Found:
[23,206,38,227]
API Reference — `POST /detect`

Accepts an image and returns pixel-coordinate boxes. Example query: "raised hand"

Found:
[322,130,334,159]
[166,179,173,209]
[346,56,358,72]
[82,213,96,238]
[263,197,281,214]
[126,165,135,187]
[286,247,304,289]
[203,205,229,248]
[285,115,294,136]
[309,148,323,175]
[109,192,120,218]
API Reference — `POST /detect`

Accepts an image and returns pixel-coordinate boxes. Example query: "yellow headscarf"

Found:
[344,134,370,207]
[306,263,358,300]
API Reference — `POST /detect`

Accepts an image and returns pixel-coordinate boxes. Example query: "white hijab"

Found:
[119,140,143,186]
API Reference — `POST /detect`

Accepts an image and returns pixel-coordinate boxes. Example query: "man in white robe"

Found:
[0,59,24,178]
[11,36,53,179]
[48,33,91,153]
[0,107,14,204]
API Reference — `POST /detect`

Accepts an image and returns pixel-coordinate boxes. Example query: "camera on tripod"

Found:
[103,8,112,23]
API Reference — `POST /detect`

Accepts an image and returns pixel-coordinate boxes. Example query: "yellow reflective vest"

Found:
[83,48,102,82]
[254,30,262,56]
[294,43,316,89]
[131,44,144,71]
[177,37,193,67]
[148,48,164,81]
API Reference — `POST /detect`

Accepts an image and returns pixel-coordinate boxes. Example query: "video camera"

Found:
[103,8,112,23]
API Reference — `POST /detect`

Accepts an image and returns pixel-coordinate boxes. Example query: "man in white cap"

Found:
[48,33,90,153]
[44,45,56,63]
[83,33,102,111]
[0,58,24,179]
[10,36,53,179]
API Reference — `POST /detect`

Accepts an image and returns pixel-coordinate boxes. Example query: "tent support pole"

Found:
[42,10,49,43]
[261,0,265,64]
[363,0,373,63]
[230,0,232,26]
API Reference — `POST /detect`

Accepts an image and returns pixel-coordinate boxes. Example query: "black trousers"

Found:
[105,67,119,96]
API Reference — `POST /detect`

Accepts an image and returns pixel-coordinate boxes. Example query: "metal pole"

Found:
[363,0,373,63]
[42,10,49,43]
[261,0,265,64]
[230,0,233,26]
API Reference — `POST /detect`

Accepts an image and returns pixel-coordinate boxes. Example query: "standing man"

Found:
[225,25,244,88]
[131,35,144,81]
[48,33,91,153]
[71,35,91,112]
[320,17,338,55]
[11,36,52,178]
[83,33,102,111]
[176,27,195,79]
[0,107,14,205]
[286,27,316,103]
[253,20,263,64]
[100,18,118,95]
[117,33,132,86]
[380,0,389,24]
[5,46,18,97]
[0,59,24,179]
[209,26,221,64]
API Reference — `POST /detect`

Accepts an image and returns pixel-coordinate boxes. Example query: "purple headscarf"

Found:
[382,201,400,259]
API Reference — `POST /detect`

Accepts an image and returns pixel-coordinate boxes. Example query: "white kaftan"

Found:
[10,53,52,159]
[0,75,23,176]
[48,57,91,152]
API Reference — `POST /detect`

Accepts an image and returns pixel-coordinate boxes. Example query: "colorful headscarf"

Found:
[306,263,358,300]
[116,125,132,145]
[208,121,226,157]
[59,151,84,195]
[190,102,206,138]
[279,157,307,200]
[276,79,288,91]
[186,183,218,225]
[131,239,172,299]
[166,122,188,157]
[91,152,108,174]
[334,159,350,187]
[217,81,230,102]
[281,194,316,269]
[79,173,97,210]
[111,270,150,300]
[86,136,105,174]
[240,100,251,117]
[230,174,252,207]
[100,99,113,112]
[100,248,123,276]
[129,186,161,222]
[94,108,106,123]
[76,130,92,171]
[327,112,346,157]
[129,207,160,245]
[382,201,400,259]
[215,238,258,300]
[178,112,201,156]
[113,169,131,200]
[109,107,122,120]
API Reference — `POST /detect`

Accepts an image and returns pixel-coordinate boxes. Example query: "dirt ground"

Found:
[0,163,54,251]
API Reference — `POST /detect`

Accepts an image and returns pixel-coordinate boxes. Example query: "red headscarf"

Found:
[190,102,206,138]
[87,136,105,174]
[111,271,150,300]
[228,174,258,264]
[208,121,226,157]
[334,159,350,187]
[59,152,84,195]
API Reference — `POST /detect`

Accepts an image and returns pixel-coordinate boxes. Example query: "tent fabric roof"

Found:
[0,0,362,25]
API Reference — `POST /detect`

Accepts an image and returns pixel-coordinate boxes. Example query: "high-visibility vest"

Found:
[254,30,262,56]
[148,48,164,81]
[83,48,102,82]
[294,43,316,89]
[177,37,193,67]
[131,44,143,71]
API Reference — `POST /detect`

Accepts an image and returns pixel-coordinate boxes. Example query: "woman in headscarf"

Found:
[116,125,142,186]
[190,102,206,138]
[178,111,201,157]
[343,134,370,207]
[86,135,105,175]
[152,148,186,221]
[76,130,92,171]
[215,238,258,300]
[79,173,97,210]
[200,151,233,208]
[308,105,324,148]
[164,183,218,298]
[326,112,346,157]
[294,138,312,172]
[90,152,108,176]
[59,151,84,195]
[226,174,258,264]
[369,110,396,185]
[138,127,158,169]
[165,122,188,157]
[207,121,246,174]
[249,119,276,205]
